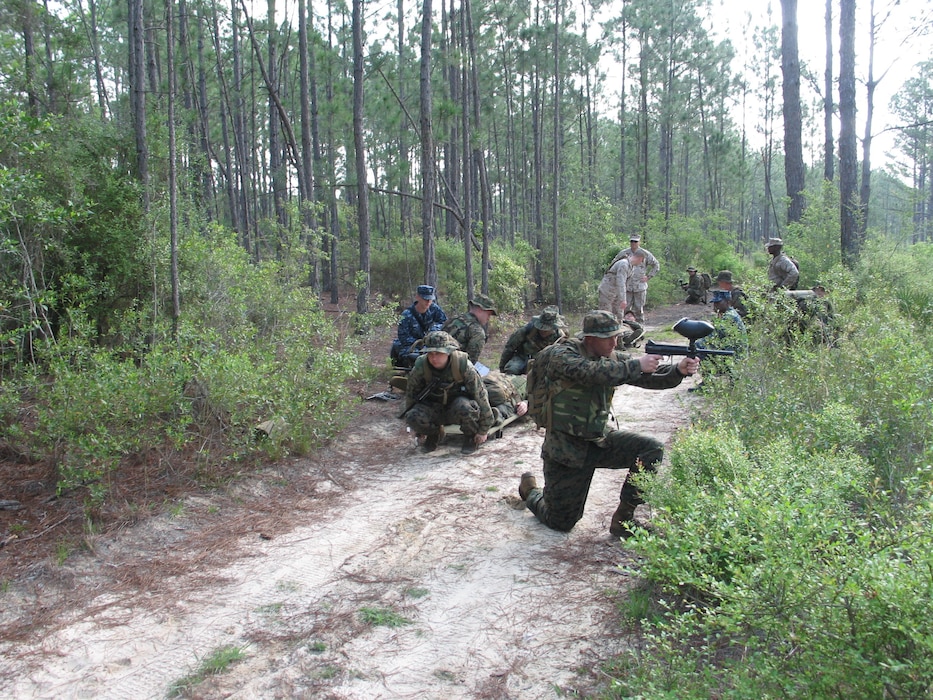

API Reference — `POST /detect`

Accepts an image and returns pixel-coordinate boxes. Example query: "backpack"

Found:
[700,272,712,291]
[525,339,568,429]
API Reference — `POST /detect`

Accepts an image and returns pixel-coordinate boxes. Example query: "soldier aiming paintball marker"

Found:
[644,318,735,360]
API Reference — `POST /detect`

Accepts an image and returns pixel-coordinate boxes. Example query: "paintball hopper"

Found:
[644,317,733,359]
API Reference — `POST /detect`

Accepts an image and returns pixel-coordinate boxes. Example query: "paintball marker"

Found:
[644,318,735,360]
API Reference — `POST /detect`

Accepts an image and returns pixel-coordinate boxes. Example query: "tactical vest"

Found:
[417,350,468,404]
[548,339,613,439]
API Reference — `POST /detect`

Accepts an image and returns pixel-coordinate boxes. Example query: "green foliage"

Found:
[167,645,246,698]
[357,605,412,628]
[609,260,933,698]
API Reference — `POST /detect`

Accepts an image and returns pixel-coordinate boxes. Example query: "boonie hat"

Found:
[422,330,460,354]
[715,270,733,283]
[469,293,498,315]
[765,237,784,248]
[416,284,436,300]
[533,305,566,332]
[579,310,625,338]
[686,266,697,272]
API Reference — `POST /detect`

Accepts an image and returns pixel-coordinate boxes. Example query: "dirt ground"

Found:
[0,300,714,699]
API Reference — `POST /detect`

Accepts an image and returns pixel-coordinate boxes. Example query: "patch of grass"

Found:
[168,501,185,518]
[9,523,26,535]
[404,586,429,599]
[307,641,326,653]
[255,602,283,615]
[485,485,498,492]
[357,605,412,628]
[167,645,245,698]
[434,669,457,682]
[55,541,70,565]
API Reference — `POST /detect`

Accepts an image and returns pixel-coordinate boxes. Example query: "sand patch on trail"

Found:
[0,313,705,699]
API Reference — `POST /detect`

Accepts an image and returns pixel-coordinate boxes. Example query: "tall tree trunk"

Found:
[352,0,370,313]
[465,0,490,294]
[858,0,877,244]
[209,0,239,232]
[129,0,149,210]
[397,0,412,243]
[823,0,834,181]
[166,0,181,336]
[420,0,437,287]
[781,0,805,224]
[839,0,859,267]
[326,0,340,303]
[231,0,252,250]
[551,0,562,309]
[531,0,544,302]
[459,4,474,300]
[298,0,319,289]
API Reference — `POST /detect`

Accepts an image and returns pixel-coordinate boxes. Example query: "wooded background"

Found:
[1,0,931,340]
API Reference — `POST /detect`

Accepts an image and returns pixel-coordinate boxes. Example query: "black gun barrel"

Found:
[644,340,734,358]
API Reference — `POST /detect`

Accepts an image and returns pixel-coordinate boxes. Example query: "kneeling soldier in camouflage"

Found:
[518,310,699,537]
[401,331,498,455]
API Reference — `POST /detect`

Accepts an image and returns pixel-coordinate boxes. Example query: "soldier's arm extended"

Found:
[499,327,524,371]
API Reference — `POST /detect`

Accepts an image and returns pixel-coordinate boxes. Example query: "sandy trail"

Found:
[0,313,703,700]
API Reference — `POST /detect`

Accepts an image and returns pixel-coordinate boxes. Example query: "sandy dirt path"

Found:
[0,311,705,700]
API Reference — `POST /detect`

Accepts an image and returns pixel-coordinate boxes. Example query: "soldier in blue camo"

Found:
[518,310,700,537]
[402,331,498,454]
[443,293,498,364]
[499,305,568,375]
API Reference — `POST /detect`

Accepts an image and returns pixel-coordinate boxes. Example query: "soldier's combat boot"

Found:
[422,427,444,453]
[609,501,638,538]
[518,472,538,501]
[461,433,477,455]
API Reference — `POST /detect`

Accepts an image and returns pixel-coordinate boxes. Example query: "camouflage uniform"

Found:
[391,301,447,366]
[499,306,568,375]
[682,269,705,304]
[523,328,686,533]
[402,343,497,440]
[483,371,527,420]
[444,293,498,364]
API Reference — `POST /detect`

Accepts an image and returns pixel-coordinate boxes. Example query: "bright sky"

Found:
[708,0,932,174]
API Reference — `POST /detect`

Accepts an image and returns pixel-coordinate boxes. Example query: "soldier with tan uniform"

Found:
[517,311,699,537]
[612,236,659,322]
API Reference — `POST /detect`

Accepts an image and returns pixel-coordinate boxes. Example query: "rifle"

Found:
[644,318,735,360]
[399,376,444,418]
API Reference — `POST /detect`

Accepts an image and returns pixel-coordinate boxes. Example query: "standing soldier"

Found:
[401,331,498,455]
[443,293,498,364]
[614,235,660,323]
[766,237,799,291]
[499,306,568,375]
[517,311,699,537]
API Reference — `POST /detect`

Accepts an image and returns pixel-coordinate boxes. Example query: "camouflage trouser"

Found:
[404,396,487,437]
[525,430,663,532]
[626,290,647,322]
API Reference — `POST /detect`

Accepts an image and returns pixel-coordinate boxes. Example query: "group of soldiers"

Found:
[386,236,837,540]
[389,275,696,538]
